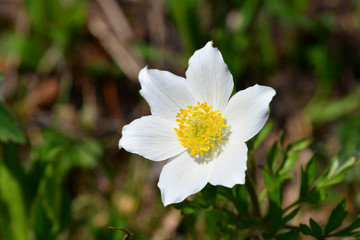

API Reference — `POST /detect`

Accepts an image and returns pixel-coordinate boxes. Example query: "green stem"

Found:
[214,205,241,221]
[283,200,300,213]
[249,151,257,185]
[245,174,261,218]
[284,224,300,230]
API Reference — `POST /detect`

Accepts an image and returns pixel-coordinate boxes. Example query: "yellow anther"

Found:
[174,102,228,156]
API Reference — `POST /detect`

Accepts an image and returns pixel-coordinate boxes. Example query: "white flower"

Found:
[119,42,276,206]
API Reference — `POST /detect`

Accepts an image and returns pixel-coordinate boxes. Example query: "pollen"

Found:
[174,101,228,156]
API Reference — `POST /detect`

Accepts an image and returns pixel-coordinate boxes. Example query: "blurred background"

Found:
[0,0,360,239]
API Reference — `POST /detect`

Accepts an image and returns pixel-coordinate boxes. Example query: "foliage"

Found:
[0,104,25,143]
[174,125,359,239]
[0,102,102,240]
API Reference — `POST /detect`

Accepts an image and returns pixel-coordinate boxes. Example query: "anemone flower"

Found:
[119,41,275,206]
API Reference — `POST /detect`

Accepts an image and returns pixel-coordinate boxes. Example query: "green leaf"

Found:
[279,172,294,181]
[287,138,311,152]
[257,16,277,69]
[310,218,323,239]
[304,188,327,204]
[201,184,217,204]
[263,167,283,234]
[316,157,359,189]
[299,168,308,198]
[0,198,13,239]
[173,199,208,215]
[0,32,27,58]
[0,103,25,144]
[240,0,262,31]
[300,223,312,235]
[281,207,300,226]
[354,232,360,238]
[300,156,317,199]
[252,121,273,150]
[232,184,250,218]
[266,200,283,234]
[276,229,299,240]
[216,185,233,200]
[33,164,71,239]
[305,156,317,184]
[325,199,348,235]
[266,141,278,173]
[165,0,204,55]
[279,151,299,175]
[307,86,360,124]
[24,0,86,51]
[31,129,102,177]
[0,143,28,240]
[263,170,282,205]
[332,216,360,236]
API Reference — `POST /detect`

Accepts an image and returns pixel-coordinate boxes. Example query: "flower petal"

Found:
[119,116,184,161]
[209,138,247,187]
[158,152,210,206]
[139,67,195,121]
[224,84,276,142]
[186,41,234,111]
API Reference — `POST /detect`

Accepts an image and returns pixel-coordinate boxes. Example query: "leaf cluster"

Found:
[0,102,102,240]
[174,123,360,239]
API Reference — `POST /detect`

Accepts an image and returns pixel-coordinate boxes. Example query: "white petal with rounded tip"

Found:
[186,41,234,112]
[209,138,247,187]
[158,151,210,206]
[139,67,196,122]
[223,84,276,142]
[119,116,184,161]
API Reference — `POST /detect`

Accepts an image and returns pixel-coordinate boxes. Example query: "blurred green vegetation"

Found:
[0,0,360,239]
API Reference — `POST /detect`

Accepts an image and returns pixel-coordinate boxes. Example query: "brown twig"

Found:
[88,3,144,82]
[108,226,133,240]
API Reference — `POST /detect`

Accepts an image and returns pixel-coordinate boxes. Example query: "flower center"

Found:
[174,102,228,156]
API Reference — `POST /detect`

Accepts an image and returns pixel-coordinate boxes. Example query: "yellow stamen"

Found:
[174,102,228,156]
